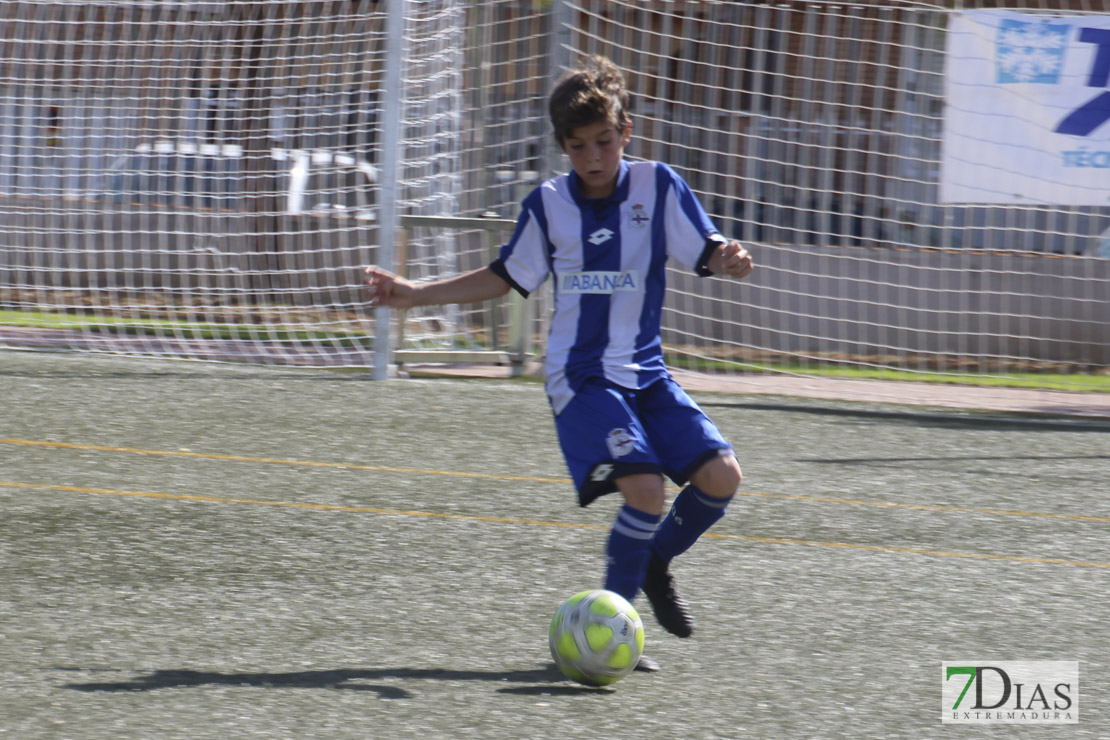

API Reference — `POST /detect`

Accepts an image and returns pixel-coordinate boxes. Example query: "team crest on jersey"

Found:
[627,203,650,230]
[606,428,637,458]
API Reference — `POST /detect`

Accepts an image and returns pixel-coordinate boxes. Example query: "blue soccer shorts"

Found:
[553,376,733,506]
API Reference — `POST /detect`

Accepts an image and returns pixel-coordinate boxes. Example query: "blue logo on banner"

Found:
[1056,27,1110,137]
[996,19,1069,84]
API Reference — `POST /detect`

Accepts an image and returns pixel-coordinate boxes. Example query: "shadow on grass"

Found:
[55,664,611,698]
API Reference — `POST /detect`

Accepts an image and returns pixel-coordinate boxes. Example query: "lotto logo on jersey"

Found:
[560,270,641,294]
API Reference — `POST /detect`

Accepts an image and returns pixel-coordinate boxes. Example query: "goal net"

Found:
[1,0,1107,396]
[0,0,460,366]
[566,0,1109,396]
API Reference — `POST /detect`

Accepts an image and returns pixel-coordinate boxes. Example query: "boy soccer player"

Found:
[365,56,753,664]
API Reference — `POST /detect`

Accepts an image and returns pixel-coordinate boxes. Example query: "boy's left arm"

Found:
[706,239,755,280]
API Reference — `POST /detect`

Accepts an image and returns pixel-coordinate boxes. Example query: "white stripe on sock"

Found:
[613,509,660,539]
[693,488,733,509]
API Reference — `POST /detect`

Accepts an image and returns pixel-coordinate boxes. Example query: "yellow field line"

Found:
[705,532,1110,570]
[0,480,601,529]
[0,437,570,485]
[734,490,1110,524]
[2,479,1109,570]
[3,436,1108,524]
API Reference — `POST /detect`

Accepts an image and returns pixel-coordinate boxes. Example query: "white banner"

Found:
[941,10,1110,205]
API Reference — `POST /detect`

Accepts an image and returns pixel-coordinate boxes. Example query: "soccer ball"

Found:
[548,589,645,686]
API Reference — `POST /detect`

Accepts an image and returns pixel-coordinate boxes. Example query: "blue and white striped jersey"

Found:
[490,160,725,414]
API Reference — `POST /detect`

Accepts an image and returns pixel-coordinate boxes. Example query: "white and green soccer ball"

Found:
[548,589,645,686]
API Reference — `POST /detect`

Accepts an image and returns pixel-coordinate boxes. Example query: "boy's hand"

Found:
[364,265,417,309]
[709,239,754,279]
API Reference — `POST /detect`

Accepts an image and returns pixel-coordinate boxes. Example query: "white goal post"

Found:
[0,0,1106,395]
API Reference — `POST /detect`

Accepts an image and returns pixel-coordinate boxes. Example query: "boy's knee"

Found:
[616,473,667,516]
[691,454,742,499]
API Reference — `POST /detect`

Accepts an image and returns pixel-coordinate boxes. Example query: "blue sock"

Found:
[651,485,733,562]
[604,505,662,601]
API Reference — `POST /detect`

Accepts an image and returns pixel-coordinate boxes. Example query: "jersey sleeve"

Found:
[659,163,727,276]
[488,187,551,298]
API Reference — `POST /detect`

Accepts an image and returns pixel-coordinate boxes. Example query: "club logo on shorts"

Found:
[606,428,637,458]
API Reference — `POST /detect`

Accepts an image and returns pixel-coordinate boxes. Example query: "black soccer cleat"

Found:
[641,551,694,638]
[634,654,661,673]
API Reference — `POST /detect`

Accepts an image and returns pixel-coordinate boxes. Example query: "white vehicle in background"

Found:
[108,139,378,221]
[1091,224,1110,258]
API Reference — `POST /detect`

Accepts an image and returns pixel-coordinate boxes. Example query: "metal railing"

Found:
[388,214,536,376]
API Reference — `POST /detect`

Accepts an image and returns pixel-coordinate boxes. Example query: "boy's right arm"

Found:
[364,265,511,309]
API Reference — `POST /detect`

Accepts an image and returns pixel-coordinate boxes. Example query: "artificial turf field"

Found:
[2,350,1108,738]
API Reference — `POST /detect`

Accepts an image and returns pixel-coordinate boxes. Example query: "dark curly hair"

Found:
[548,55,632,147]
